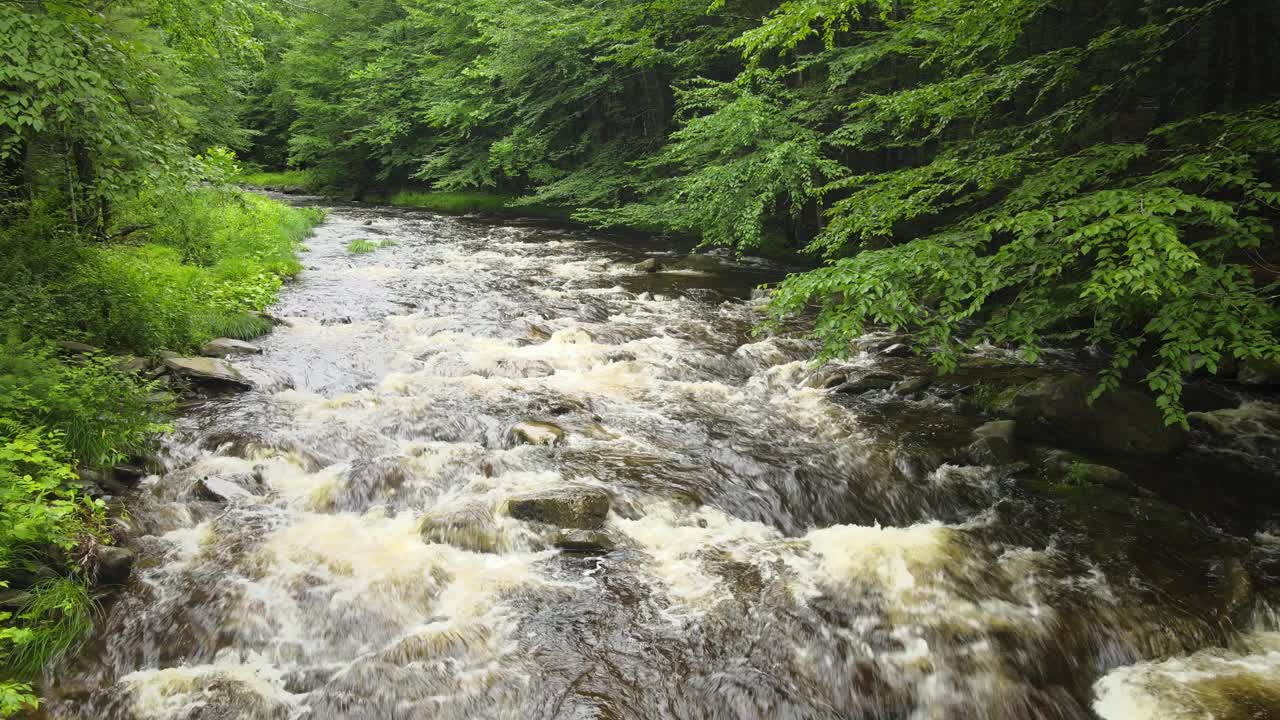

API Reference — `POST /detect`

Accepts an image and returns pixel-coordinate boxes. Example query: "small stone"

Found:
[511,420,564,446]
[199,338,263,357]
[880,343,912,358]
[363,219,374,226]
[507,487,610,529]
[95,546,134,585]
[552,529,615,554]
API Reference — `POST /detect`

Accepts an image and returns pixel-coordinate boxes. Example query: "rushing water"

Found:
[45,199,1280,719]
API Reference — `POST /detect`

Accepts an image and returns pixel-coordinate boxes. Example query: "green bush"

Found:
[0,338,169,467]
[0,424,107,715]
[0,187,323,355]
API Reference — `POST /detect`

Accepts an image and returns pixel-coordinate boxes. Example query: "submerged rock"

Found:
[511,420,564,446]
[894,376,932,397]
[1239,358,1280,386]
[199,338,263,357]
[163,357,254,390]
[420,503,503,553]
[192,476,255,502]
[1011,374,1187,456]
[507,487,609,529]
[551,529,616,554]
[633,258,663,273]
[834,371,900,396]
[95,546,134,585]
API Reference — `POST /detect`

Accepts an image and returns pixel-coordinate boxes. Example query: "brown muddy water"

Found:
[43,197,1280,719]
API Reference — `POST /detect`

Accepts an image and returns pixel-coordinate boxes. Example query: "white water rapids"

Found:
[44,199,1280,720]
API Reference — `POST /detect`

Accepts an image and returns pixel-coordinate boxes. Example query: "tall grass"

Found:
[0,188,325,354]
[7,579,98,678]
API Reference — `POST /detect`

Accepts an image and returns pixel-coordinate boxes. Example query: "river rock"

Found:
[1039,448,1132,490]
[95,546,134,586]
[880,343,913,358]
[894,376,932,397]
[1011,374,1187,456]
[114,355,152,373]
[511,420,564,446]
[199,338,263,357]
[507,487,609,529]
[551,529,615,554]
[967,420,1017,465]
[192,476,255,502]
[163,357,253,390]
[633,258,663,273]
[420,503,503,553]
[56,340,101,354]
[835,372,901,396]
[1238,358,1280,386]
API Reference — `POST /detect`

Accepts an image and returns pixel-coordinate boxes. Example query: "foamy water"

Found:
[45,199,1279,719]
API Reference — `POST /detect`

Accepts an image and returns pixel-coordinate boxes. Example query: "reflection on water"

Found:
[45,198,1279,720]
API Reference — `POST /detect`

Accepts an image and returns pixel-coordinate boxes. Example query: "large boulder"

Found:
[506,487,609,529]
[1238,358,1280,386]
[1011,374,1187,456]
[420,503,504,553]
[199,338,263,357]
[163,357,253,390]
[95,546,134,586]
[967,420,1018,465]
[633,258,664,273]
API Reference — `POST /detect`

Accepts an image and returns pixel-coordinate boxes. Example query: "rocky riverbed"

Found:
[41,196,1280,720]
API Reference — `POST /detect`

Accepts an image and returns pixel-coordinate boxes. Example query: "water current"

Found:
[44,198,1280,719]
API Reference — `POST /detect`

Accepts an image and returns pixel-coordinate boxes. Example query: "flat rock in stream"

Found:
[192,476,255,502]
[507,487,609,529]
[511,420,564,446]
[163,357,253,390]
[552,529,616,554]
[633,258,664,273]
[199,338,263,357]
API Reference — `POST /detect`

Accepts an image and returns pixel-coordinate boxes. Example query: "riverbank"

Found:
[240,172,572,221]
[0,184,322,715]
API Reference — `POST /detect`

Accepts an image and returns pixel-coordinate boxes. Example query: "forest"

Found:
[1,0,1278,716]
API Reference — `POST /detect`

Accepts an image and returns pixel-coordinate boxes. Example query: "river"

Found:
[45,198,1280,719]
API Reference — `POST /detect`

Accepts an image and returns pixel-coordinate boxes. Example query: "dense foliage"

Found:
[249,0,1279,426]
[0,0,321,712]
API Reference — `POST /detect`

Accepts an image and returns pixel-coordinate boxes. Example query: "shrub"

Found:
[0,338,169,467]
